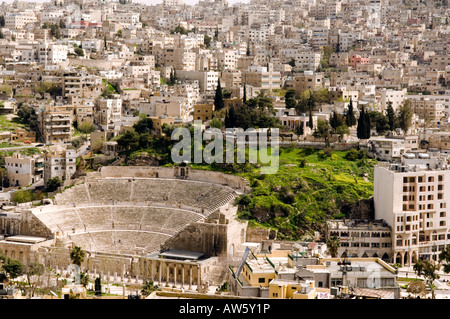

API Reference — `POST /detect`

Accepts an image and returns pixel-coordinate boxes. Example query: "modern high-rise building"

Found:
[374,151,450,266]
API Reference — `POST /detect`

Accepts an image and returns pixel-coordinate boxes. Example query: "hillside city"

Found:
[0,0,449,301]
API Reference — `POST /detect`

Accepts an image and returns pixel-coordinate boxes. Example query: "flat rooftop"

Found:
[158,249,204,261]
[2,235,48,244]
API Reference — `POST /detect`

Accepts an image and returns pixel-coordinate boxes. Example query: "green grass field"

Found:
[192,147,377,240]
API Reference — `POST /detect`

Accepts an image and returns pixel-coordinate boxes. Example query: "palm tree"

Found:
[70,246,85,269]
[327,236,341,258]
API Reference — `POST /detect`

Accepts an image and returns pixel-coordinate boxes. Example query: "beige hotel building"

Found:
[374,151,450,266]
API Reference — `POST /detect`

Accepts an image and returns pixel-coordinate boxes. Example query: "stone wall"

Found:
[99,166,250,193]
[19,211,54,239]
[245,227,277,243]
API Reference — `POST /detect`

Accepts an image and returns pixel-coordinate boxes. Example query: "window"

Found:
[258,278,265,283]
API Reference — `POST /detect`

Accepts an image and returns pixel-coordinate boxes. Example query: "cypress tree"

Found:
[365,108,371,138]
[308,109,314,129]
[386,101,395,131]
[214,80,225,111]
[243,85,247,104]
[357,106,370,139]
[228,106,237,127]
[330,111,338,130]
[346,98,356,127]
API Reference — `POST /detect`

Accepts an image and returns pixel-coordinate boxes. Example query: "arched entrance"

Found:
[395,252,402,264]
[382,253,390,262]
[404,252,409,266]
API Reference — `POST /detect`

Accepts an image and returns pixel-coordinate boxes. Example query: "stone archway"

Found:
[395,252,402,264]
[382,253,390,262]
[404,252,409,266]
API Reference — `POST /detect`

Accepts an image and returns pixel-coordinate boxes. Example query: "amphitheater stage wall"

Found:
[99,166,250,193]
[161,208,247,260]
[0,210,54,239]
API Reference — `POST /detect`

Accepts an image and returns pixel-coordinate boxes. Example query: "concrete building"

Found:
[374,152,450,266]
[193,104,214,122]
[5,153,44,187]
[39,106,74,145]
[43,145,77,186]
[242,63,281,91]
[325,219,393,261]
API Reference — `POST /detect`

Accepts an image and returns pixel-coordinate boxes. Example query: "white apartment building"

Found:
[108,13,140,26]
[5,153,44,187]
[379,88,407,112]
[374,152,450,266]
[5,11,37,30]
[217,49,238,70]
[339,31,362,52]
[295,52,322,71]
[38,43,68,64]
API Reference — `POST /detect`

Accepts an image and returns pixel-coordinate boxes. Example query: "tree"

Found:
[1,257,24,280]
[70,246,85,268]
[24,261,45,297]
[74,47,84,57]
[313,120,332,146]
[386,101,395,131]
[133,117,153,134]
[117,129,140,151]
[327,236,340,258]
[284,89,297,109]
[0,15,4,27]
[397,100,413,134]
[141,280,158,297]
[370,111,390,135]
[79,272,89,287]
[210,118,222,129]
[78,121,96,135]
[94,276,102,296]
[243,85,247,104]
[345,98,356,127]
[17,105,38,131]
[204,35,212,48]
[413,259,440,299]
[439,246,450,274]
[214,81,225,111]
[45,177,61,193]
[406,281,427,299]
[357,106,370,139]
[13,189,33,203]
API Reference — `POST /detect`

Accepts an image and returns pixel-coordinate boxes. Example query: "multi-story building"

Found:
[379,88,407,112]
[5,153,44,187]
[43,145,77,186]
[374,152,450,266]
[96,97,123,131]
[193,104,214,122]
[5,11,37,30]
[325,219,393,261]
[39,106,73,145]
[295,52,322,71]
[242,63,281,91]
[294,71,324,95]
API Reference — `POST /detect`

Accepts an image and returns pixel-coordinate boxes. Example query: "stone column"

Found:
[182,266,185,290]
[197,266,201,291]
[166,262,170,286]
[158,261,162,286]
[174,264,177,288]
[189,266,192,290]
[151,260,155,282]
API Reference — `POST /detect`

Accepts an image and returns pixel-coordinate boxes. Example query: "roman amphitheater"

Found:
[0,166,256,291]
